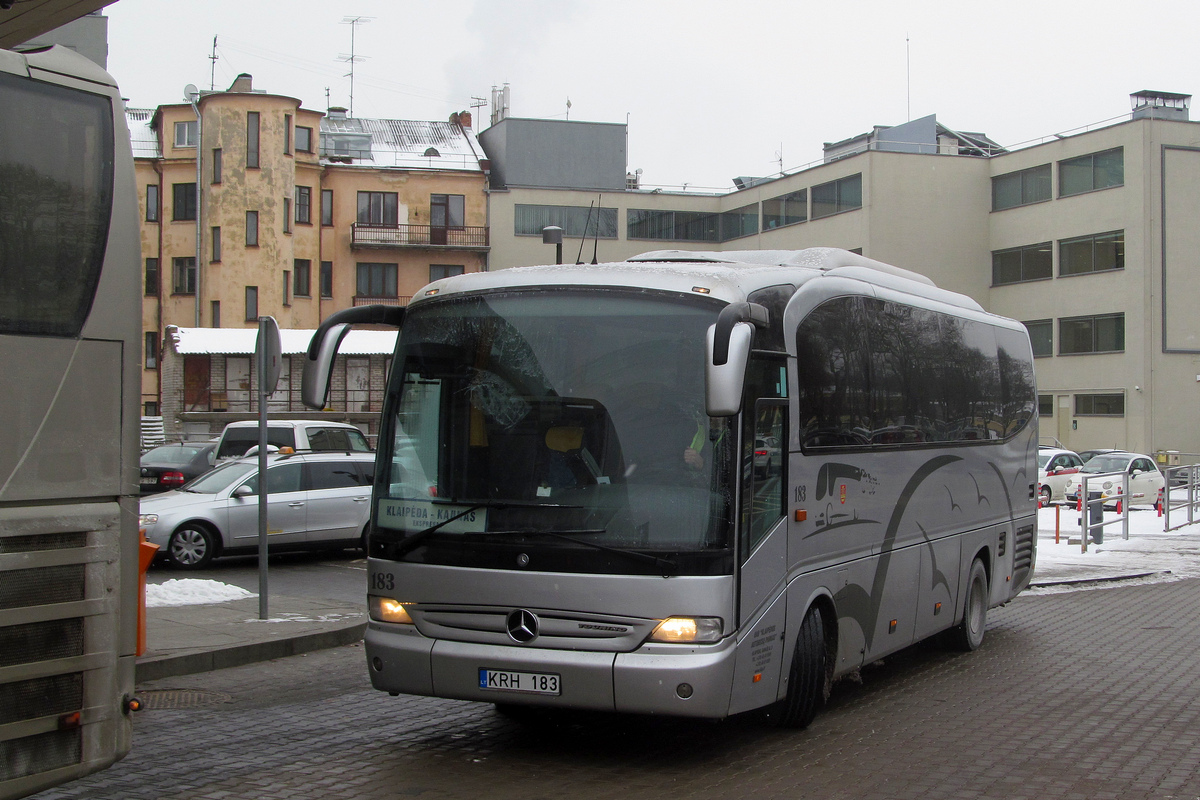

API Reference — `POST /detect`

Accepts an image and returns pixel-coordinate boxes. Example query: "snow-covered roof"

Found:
[166,326,397,355]
[126,107,160,159]
[320,116,486,172]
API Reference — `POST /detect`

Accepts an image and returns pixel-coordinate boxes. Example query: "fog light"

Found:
[676,683,694,699]
[369,596,413,624]
[372,657,383,672]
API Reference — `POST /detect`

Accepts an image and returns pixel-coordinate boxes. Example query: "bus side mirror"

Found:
[302,305,405,410]
[706,322,753,416]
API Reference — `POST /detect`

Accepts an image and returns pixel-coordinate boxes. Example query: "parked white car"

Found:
[214,419,371,460]
[1037,447,1084,502]
[139,451,375,569]
[1064,452,1164,508]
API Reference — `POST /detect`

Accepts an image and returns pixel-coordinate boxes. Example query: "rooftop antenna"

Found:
[566,97,572,120]
[209,35,218,91]
[324,86,331,109]
[575,199,595,264]
[776,143,784,175]
[470,95,487,119]
[906,33,911,121]
[590,193,601,264]
[338,16,373,117]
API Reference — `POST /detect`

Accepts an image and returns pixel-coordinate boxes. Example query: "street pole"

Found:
[256,317,282,620]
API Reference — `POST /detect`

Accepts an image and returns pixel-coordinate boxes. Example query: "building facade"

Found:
[479,96,1200,457]
[130,76,489,439]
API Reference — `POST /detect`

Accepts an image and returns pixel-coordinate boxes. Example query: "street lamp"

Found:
[542,225,563,265]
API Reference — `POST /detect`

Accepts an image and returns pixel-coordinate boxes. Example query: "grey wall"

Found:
[480,117,626,191]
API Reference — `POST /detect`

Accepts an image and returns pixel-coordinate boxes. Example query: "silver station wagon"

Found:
[139,451,375,569]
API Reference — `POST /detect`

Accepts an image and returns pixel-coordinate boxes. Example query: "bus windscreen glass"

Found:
[378,290,735,576]
[0,71,114,337]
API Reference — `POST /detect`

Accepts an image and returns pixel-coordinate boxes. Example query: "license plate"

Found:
[478,668,560,695]
[140,477,158,485]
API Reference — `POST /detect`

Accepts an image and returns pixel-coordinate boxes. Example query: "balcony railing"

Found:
[351,223,489,250]
[353,295,413,307]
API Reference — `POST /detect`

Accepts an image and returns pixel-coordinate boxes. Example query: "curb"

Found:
[135,621,367,683]
[1030,569,1171,589]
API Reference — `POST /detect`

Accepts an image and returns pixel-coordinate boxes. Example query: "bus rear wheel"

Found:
[949,558,988,651]
[771,606,827,729]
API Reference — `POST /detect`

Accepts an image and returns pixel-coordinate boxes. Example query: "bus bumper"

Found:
[365,622,739,718]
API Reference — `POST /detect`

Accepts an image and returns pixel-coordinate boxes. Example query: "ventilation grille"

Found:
[0,618,84,669]
[0,674,83,726]
[0,565,86,610]
[0,729,82,782]
[1013,524,1035,572]
[0,531,87,554]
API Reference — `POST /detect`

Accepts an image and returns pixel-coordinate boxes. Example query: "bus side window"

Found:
[740,357,787,563]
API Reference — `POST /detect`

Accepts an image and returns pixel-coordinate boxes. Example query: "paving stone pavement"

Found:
[29,576,1200,800]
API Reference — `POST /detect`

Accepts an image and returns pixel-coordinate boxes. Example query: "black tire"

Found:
[360,525,370,555]
[1039,485,1052,504]
[771,606,827,729]
[949,558,989,651]
[167,523,217,570]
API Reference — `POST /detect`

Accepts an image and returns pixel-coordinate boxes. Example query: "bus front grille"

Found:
[413,606,657,652]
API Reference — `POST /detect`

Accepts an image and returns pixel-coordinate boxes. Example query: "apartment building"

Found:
[479,94,1200,456]
[130,75,489,438]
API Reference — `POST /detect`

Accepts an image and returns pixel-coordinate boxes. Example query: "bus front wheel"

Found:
[771,606,827,729]
[949,558,989,651]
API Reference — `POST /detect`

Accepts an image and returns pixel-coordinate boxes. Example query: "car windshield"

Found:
[376,289,734,576]
[142,445,205,464]
[182,460,257,493]
[1082,455,1132,474]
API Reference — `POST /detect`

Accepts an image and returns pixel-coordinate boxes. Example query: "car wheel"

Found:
[1039,485,1052,504]
[360,524,370,555]
[770,606,827,729]
[168,524,217,570]
[948,558,988,652]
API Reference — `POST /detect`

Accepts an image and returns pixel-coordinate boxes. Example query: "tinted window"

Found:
[217,427,297,458]
[307,460,368,490]
[0,72,114,337]
[241,463,302,495]
[307,427,370,452]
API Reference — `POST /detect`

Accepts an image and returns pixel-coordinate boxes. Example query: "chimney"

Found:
[327,106,348,121]
[227,73,253,93]
[460,110,472,129]
[1131,90,1191,122]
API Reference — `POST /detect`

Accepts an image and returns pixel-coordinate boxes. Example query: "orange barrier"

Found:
[137,531,160,657]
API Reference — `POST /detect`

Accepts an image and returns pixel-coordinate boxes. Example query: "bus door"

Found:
[729,357,789,714]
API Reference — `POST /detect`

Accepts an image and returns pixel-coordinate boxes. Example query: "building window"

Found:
[246,210,258,246]
[1059,147,1123,197]
[1075,393,1125,416]
[811,173,862,219]
[283,271,290,306]
[144,331,158,370]
[212,148,222,183]
[295,186,311,224]
[146,184,160,222]
[992,242,1052,285]
[246,111,260,169]
[172,183,196,221]
[173,119,197,148]
[211,226,221,262]
[720,202,758,240]
[144,401,159,417]
[294,259,311,297]
[1059,313,1124,355]
[296,126,313,153]
[320,261,333,298]
[145,257,159,296]
[627,209,719,241]
[172,257,196,294]
[357,192,398,226]
[356,262,397,297]
[513,204,618,238]
[284,114,291,155]
[430,194,465,228]
[283,198,291,233]
[430,264,464,282]
[992,164,1051,211]
[211,300,220,328]
[1060,231,1124,276]
[762,189,806,229]
[1038,395,1053,417]
[245,286,258,320]
[1023,319,1053,357]
[321,189,334,226]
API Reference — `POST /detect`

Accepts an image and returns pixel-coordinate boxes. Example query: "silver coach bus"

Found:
[0,46,140,796]
[303,248,1037,728]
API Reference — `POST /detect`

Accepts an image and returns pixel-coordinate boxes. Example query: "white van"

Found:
[214,420,371,460]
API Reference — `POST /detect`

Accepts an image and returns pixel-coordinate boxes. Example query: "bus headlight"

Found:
[369,596,413,624]
[138,514,158,527]
[650,617,722,643]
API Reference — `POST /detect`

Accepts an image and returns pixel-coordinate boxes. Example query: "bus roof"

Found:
[410,247,985,314]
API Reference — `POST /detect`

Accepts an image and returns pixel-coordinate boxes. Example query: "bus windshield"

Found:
[376,290,735,576]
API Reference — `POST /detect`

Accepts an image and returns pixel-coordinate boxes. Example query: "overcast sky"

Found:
[106,0,1200,190]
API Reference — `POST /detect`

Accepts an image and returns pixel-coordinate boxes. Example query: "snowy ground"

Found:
[145,578,254,607]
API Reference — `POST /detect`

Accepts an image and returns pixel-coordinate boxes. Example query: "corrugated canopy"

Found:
[166,326,397,355]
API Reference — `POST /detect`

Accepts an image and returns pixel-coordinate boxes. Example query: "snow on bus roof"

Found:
[166,326,396,355]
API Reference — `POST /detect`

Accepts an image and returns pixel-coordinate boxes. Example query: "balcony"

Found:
[351,223,490,251]
[353,295,413,307]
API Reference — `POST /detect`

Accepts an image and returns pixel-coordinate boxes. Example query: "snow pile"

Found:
[146,579,255,607]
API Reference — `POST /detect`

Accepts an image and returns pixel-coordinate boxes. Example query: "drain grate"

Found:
[136,689,232,710]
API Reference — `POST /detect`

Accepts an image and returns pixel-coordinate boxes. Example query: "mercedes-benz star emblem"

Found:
[506,609,539,643]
